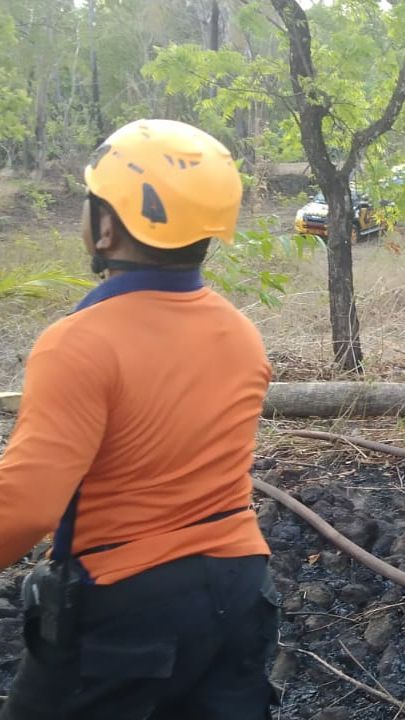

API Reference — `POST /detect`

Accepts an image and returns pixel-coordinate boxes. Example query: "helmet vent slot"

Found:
[142,183,167,224]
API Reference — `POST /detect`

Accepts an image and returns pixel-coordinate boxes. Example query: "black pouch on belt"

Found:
[21,485,84,652]
[22,558,82,651]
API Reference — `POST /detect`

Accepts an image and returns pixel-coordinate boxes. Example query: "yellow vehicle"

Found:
[294,189,387,243]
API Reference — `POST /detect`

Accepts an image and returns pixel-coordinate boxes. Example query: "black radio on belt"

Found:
[22,558,82,648]
[21,501,248,649]
[22,489,84,649]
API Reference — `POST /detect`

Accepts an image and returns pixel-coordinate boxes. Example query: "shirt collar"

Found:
[75,268,204,312]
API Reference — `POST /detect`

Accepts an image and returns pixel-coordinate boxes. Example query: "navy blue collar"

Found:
[75,268,204,312]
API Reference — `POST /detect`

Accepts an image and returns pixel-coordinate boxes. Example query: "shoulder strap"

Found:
[51,489,81,563]
[51,267,204,566]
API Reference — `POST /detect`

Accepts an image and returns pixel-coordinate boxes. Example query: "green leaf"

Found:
[0,268,95,300]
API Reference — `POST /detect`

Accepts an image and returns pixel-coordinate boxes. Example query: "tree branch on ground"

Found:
[277,428,405,459]
[278,643,405,713]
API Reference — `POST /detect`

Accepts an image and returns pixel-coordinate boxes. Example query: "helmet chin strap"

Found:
[88,192,195,275]
[91,252,108,277]
[89,192,150,277]
[89,192,107,278]
[91,256,152,274]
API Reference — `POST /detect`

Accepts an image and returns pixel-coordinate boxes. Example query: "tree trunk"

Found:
[207,1,220,99]
[263,382,405,418]
[63,21,81,142]
[270,0,363,372]
[88,0,104,141]
[195,0,219,50]
[325,180,363,372]
[234,108,256,187]
[270,0,405,370]
[5,383,405,418]
[209,0,220,52]
[34,73,50,179]
[34,13,55,179]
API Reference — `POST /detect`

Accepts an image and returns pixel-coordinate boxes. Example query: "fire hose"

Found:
[253,474,405,588]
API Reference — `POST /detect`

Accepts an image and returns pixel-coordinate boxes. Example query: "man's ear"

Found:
[95,210,115,251]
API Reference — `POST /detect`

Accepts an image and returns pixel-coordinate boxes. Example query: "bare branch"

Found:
[270,0,315,84]
[277,428,405,459]
[342,59,405,178]
[261,13,287,35]
[278,644,405,712]
[270,0,335,185]
[238,0,287,34]
[339,641,393,698]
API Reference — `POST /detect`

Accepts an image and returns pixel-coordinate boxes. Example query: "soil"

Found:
[0,171,84,230]
[1,172,405,716]
[253,456,405,719]
[1,407,404,718]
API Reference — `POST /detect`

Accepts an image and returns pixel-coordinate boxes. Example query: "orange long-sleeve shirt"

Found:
[0,271,270,583]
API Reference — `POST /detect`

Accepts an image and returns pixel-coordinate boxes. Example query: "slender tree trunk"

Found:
[207,1,220,99]
[34,15,55,179]
[34,72,50,178]
[325,180,363,372]
[209,0,220,51]
[88,0,104,141]
[234,108,255,171]
[23,69,35,171]
[63,22,81,140]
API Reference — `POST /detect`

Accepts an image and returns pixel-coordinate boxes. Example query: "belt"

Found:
[76,506,248,559]
[81,553,267,621]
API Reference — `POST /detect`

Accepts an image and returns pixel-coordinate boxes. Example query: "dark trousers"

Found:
[1,555,279,720]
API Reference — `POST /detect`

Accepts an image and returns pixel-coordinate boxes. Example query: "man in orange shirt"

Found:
[0,120,279,719]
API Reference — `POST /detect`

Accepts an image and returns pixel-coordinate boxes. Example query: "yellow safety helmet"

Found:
[85,119,242,249]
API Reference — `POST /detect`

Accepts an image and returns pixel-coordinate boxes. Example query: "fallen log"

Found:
[253,475,405,588]
[0,392,21,413]
[263,382,405,418]
[3,382,405,419]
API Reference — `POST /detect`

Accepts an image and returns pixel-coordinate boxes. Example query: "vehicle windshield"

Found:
[313,191,327,203]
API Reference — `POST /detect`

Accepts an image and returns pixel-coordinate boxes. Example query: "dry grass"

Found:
[1,181,404,486]
[241,230,405,384]
[0,180,90,390]
[257,415,405,471]
[236,213,405,454]
[0,176,404,395]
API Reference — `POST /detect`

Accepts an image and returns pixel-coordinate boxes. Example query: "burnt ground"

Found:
[1,412,405,718]
[1,171,405,716]
[253,456,405,720]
